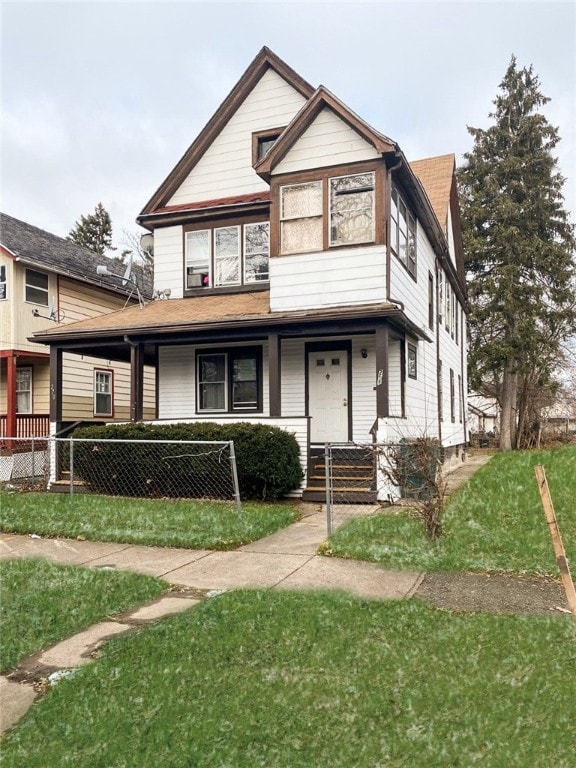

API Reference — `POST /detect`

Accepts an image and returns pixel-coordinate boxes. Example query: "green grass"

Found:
[0,492,299,549]
[324,445,576,575]
[0,559,166,673]
[2,590,575,767]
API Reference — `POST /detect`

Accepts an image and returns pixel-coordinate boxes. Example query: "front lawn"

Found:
[323,445,576,575]
[0,492,299,550]
[0,558,166,673]
[2,590,574,767]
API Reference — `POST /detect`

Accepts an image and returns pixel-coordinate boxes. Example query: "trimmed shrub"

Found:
[69,422,303,501]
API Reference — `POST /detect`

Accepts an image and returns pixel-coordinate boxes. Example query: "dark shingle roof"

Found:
[0,212,152,298]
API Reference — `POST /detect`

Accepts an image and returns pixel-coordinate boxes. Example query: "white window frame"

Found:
[24,268,49,306]
[16,366,32,414]
[94,369,113,417]
[185,223,270,289]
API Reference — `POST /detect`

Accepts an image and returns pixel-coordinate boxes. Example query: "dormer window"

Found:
[252,128,284,164]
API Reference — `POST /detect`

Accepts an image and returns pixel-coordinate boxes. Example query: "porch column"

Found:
[49,347,63,424]
[375,325,389,418]
[6,352,17,438]
[130,342,144,422]
[268,333,281,418]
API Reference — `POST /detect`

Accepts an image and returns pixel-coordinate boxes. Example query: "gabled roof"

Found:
[0,212,151,298]
[138,47,315,220]
[410,154,455,234]
[254,86,398,178]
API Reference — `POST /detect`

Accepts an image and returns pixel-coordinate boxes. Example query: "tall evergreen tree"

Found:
[458,57,576,450]
[68,202,114,256]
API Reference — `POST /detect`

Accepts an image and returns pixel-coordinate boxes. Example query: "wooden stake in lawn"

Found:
[534,465,576,618]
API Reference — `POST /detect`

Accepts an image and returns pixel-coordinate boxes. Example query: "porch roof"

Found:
[31,291,430,346]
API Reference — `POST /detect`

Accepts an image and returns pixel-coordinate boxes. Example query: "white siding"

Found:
[270,245,386,311]
[389,224,433,334]
[168,70,307,206]
[273,108,381,175]
[153,225,184,298]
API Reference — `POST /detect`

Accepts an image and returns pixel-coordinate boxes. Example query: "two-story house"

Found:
[32,47,468,498]
[0,213,156,440]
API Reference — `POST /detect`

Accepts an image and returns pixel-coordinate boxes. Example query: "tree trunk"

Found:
[499,368,517,451]
[509,373,518,449]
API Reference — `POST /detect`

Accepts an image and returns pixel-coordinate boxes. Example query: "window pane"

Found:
[25,269,48,305]
[330,173,375,246]
[281,218,323,254]
[198,354,226,411]
[244,223,269,282]
[94,371,112,415]
[232,357,257,409]
[214,227,240,285]
[281,182,322,219]
[186,230,211,288]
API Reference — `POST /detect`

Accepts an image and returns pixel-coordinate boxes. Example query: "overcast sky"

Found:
[2,0,575,248]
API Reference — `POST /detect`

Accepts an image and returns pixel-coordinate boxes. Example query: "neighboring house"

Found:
[467,394,499,435]
[32,47,468,499]
[0,213,155,439]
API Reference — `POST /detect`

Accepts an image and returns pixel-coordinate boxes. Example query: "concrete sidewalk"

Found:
[0,452,491,733]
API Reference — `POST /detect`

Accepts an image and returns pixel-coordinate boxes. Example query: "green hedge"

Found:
[69,422,303,501]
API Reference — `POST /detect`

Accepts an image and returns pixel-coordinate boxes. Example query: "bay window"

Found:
[185,222,269,290]
[197,348,262,413]
[279,170,376,255]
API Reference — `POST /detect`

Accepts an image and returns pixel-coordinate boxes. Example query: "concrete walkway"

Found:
[0,452,492,733]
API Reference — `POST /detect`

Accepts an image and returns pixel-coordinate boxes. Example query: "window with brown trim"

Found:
[279,171,376,255]
[252,128,284,165]
[428,272,434,330]
[185,222,269,289]
[196,347,263,414]
[407,344,417,380]
[391,186,416,279]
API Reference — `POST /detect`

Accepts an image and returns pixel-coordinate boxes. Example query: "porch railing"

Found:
[0,414,50,439]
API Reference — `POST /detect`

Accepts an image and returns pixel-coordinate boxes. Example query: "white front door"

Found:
[308,350,349,443]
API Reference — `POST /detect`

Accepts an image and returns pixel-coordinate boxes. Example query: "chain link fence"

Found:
[324,441,444,535]
[0,437,242,512]
[0,437,49,490]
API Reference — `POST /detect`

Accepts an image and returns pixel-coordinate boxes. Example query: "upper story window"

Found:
[279,171,376,255]
[0,265,7,300]
[390,187,416,279]
[185,222,269,290]
[252,128,284,164]
[25,268,49,306]
[329,173,375,246]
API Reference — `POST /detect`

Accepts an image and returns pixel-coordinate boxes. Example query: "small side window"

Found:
[94,370,113,417]
[0,265,7,300]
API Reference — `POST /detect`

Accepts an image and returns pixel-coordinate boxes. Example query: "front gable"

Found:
[167,68,310,208]
[138,47,314,221]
